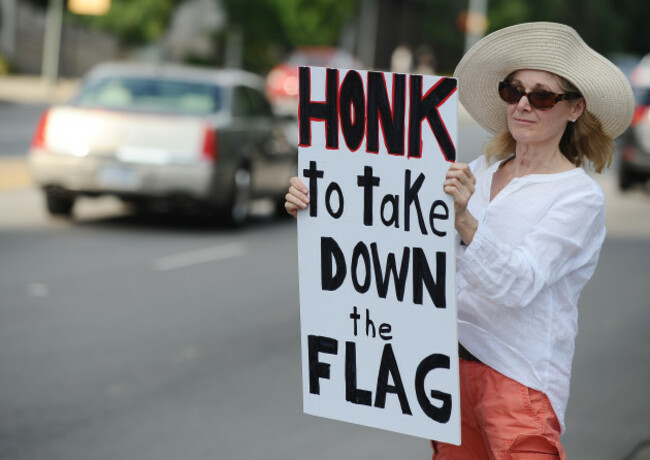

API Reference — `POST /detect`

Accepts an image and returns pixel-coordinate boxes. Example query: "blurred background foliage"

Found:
[17,0,650,75]
[219,0,361,71]
[74,0,182,46]
[21,0,184,45]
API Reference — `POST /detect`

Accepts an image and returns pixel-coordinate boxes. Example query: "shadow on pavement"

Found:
[625,441,650,460]
[68,203,294,234]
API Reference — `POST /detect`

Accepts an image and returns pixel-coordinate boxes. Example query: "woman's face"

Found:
[505,70,584,148]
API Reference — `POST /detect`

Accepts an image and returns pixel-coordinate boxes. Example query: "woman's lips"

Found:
[513,117,535,124]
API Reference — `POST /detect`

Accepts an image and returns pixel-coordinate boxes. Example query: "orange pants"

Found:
[431,359,565,460]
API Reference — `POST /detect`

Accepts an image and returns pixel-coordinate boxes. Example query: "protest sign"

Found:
[297,66,460,445]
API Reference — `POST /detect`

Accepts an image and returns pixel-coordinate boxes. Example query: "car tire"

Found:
[219,166,251,226]
[45,190,75,217]
[274,195,292,218]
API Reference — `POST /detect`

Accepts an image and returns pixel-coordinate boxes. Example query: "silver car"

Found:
[29,62,297,225]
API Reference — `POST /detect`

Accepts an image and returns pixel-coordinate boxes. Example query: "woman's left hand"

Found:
[444,162,476,214]
[444,162,478,245]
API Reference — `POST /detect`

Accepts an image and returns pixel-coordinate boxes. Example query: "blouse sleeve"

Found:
[456,184,606,308]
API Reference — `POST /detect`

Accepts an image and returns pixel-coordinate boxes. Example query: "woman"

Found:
[285,22,634,459]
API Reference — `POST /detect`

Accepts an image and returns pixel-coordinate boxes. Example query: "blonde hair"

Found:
[484,73,615,173]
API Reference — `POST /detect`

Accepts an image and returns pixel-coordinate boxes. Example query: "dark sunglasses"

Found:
[498,81,582,110]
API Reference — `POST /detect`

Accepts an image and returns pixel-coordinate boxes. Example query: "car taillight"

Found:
[266,65,298,98]
[631,106,650,127]
[30,109,50,149]
[202,126,218,162]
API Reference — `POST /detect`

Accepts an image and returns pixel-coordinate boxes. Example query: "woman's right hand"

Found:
[284,176,309,218]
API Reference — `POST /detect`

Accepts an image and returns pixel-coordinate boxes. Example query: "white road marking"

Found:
[153,242,246,271]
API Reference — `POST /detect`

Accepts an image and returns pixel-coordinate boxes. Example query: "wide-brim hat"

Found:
[454,22,634,139]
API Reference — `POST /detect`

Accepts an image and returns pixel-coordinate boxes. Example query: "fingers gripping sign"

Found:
[444,163,478,245]
[285,176,310,217]
[444,163,476,213]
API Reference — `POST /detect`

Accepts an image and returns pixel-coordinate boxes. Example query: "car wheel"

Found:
[220,166,251,226]
[45,190,75,217]
[275,160,298,218]
[274,195,292,218]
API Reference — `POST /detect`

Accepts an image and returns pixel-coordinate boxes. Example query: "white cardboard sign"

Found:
[297,66,460,445]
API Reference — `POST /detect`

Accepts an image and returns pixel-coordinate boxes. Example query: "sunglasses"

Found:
[498,81,582,110]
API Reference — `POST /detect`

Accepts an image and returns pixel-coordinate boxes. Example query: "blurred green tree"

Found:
[487,0,650,57]
[221,0,360,72]
[36,0,648,72]
[71,0,185,46]
[266,0,359,47]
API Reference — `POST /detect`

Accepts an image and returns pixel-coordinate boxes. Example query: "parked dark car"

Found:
[618,86,650,191]
[29,62,297,225]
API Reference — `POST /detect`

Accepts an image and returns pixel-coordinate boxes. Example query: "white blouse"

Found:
[456,155,606,433]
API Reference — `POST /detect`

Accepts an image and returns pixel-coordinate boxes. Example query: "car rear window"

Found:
[74,76,222,115]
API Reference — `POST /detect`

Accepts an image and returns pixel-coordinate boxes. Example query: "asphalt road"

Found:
[1,102,649,459]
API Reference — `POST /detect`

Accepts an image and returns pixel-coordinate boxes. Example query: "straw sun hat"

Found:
[453,22,634,139]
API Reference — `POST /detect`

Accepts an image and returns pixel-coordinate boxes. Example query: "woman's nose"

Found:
[517,94,533,110]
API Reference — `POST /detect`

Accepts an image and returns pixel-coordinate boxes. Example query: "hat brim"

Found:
[453,22,634,139]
